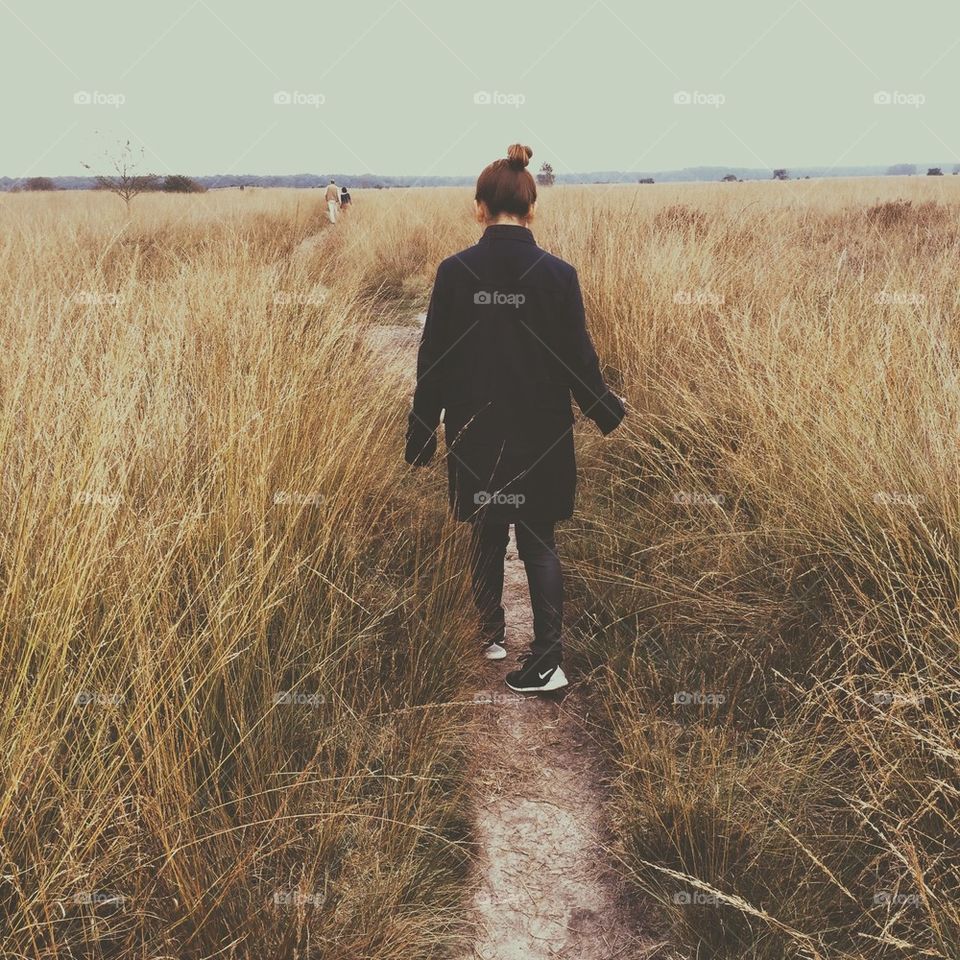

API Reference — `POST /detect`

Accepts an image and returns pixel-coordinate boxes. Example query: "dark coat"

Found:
[405,224,625,522]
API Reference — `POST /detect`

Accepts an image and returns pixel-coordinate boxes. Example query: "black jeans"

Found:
[469,519,564,664]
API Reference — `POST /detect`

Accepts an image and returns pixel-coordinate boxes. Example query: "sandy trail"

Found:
[356,307,655,959]
[459,534,655,960]
[363,311,425,382]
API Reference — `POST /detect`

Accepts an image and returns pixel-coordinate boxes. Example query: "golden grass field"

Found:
[2,177,958,958]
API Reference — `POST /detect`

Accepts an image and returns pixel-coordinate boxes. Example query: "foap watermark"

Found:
[873,891,920,908]
[873,491,924,508]
[674,289,725,308]
[273,90,325,108]
[73,90,126,108]
[274,290,327,306]
[673,891,722,906]
[74,691,125,707]
[474,491,526,507]
[473,90,525,108]
[673,90,725,108]
[873,90,925,108]
[273,491,324,506]
[273,889,324,908]
[875,291,925,306]
[473,690,525,706]
[674,691,726,706]
[72,291,124,306]
[672,491,725,507]
[73,890,125,907]
[474,290,525,308]
[873,690,925,708]
[273,691,325,707]
[73,491,122,508]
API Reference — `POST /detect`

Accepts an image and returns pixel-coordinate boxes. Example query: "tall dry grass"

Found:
[320,180,960,959]
[6,178,959,959]
[557,181,960,959]
[0,189,476,958]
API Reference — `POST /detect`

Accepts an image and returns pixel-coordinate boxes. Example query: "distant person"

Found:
[324,179,340,223]
[405,144,625,693]
[340,185,351,210]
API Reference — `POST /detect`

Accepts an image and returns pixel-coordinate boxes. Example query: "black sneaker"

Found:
[505,652,568,692]
[482,638,507,660]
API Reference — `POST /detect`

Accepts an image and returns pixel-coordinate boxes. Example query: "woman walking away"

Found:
[405,143,625,693]
[340,185,351,210]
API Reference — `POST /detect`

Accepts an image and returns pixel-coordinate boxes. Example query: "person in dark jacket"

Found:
[405,143,625,692]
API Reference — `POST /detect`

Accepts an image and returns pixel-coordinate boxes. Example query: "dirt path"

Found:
[460,535,655,960]
[362,311,425,384]
[353,306,656,959]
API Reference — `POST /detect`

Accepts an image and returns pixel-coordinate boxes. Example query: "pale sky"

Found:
[2,0,959,178]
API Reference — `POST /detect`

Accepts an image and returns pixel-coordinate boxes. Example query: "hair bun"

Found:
[506,143,532,170]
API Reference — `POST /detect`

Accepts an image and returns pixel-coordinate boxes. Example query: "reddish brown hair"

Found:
[475,144,537,219]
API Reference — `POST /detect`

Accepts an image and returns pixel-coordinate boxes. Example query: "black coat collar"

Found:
[479,224,536,244]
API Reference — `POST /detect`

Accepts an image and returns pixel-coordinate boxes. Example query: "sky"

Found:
[2,0,959,178]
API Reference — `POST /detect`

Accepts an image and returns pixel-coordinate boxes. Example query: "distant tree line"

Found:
[11,158,960,195]
[15,173,205,197]
[885,164,957,176]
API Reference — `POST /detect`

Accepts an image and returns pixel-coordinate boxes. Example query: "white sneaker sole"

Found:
[483,643,507,660]
[505,666,568,692]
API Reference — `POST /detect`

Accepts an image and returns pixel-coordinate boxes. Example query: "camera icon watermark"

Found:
[72,291,125,306]
[474,490,526,507]
[673,90,725,108]
[273,691,325,707]
[273,491,324,506]
[74,691,125,706]
[674,691,726,706]
[672,890,721,905]
[674,289,725,307]
[73,890,125,906]
[73,491,122,507]
[73,90,126,108]
[273,90,325,108]
[873,90,925,108]
[474,290,526,308]
[873,891,920,907]
[873,491,923,507]
[473,90,525,108]
[473,690,525,705]
[874,290,925,306]
[872,690,924,708]
[273,890,324,908]
[672,491,725,507]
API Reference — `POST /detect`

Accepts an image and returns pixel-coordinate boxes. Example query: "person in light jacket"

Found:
[325,179,340,223]
[405,143,625,692]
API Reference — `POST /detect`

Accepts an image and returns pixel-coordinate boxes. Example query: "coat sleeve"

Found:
[405,265,447,465]
[562,269,625,435]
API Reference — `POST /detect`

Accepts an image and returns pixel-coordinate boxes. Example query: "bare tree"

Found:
[82,138,158,211]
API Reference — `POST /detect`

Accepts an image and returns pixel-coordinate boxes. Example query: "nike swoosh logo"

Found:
[538,669,553,679]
